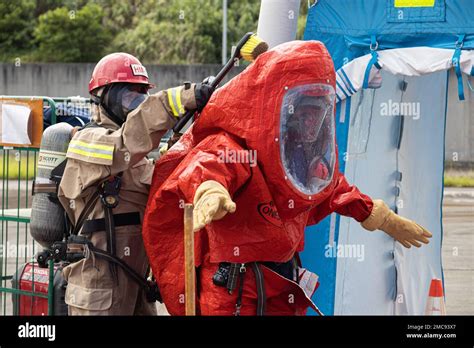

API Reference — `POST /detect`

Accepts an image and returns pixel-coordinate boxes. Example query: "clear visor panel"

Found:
[280,83,336,196]
[121,89,148,114]
[105,83,149,121]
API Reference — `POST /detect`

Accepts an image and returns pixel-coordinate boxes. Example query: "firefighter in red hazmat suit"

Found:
[143,41,432,316]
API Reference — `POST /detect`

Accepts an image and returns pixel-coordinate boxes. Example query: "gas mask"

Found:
[97,83,149,126]
[280,83,336,196]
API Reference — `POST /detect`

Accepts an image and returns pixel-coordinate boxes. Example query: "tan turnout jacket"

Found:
[58,85,196,315]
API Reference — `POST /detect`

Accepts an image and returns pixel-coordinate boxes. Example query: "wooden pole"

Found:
[184,204,195,315]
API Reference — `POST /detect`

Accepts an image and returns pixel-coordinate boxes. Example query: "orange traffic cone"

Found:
[425,278,446,315]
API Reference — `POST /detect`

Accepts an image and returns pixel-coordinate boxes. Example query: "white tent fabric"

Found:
[335,47,474,102]
[334,69,447,315]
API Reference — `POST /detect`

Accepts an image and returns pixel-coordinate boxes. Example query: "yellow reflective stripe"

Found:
[394,0,435,7]
[68,147,113,161]
[167,88,180,117]
[175,88,184,115]
[69,140,114,152]
[167,87,185,117]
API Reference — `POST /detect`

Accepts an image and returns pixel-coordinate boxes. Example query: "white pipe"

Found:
[257,0,302,49]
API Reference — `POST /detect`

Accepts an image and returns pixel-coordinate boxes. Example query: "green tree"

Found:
[96,0,145,35]
[0,0,36,59]
[111,0,222,64]
[1,0,311,64]
[110,0,261,64]
[34,2,111,62]
[34,0,64,17]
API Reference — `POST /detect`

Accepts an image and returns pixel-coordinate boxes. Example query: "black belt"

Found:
[82,212,141,234]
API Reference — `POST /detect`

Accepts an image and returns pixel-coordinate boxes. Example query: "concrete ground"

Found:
[442,187,474,315]
[0,182,472,315]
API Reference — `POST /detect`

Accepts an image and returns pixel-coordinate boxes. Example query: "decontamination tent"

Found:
[301,0,474,315]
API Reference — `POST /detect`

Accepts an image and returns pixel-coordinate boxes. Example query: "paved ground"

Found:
[442,187,474,315]
[0,183,472,315]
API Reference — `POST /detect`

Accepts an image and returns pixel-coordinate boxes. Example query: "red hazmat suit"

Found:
[143,41,374,315]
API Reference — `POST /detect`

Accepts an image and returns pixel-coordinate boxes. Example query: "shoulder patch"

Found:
[67,139,114,166]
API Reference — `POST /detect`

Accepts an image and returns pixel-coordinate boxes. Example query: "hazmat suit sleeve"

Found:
[60,86,196,200]
[173,133,252,204]
[306,158,432,249]
[307,170,374,226]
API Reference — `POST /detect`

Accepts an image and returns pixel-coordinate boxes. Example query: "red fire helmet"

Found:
[88,52,154,93]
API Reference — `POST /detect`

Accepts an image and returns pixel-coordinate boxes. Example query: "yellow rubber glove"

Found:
[193,180,236,232]
[361,199,432,248]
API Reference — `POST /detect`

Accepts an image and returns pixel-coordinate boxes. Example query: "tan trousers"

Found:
[62,226,157,315]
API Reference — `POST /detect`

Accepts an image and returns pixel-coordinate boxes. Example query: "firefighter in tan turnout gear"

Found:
[58,52,212,315]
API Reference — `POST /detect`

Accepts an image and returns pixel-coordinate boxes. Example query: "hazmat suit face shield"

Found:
[280,83,336,196]
[101,83,149,125]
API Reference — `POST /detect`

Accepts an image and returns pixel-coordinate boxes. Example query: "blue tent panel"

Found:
[304,0,474,69]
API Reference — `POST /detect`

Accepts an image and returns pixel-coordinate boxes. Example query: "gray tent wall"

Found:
[335,71,447,314]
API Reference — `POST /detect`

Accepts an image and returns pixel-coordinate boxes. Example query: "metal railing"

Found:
[0,96,90,315]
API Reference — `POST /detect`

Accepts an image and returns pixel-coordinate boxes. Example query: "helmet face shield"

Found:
[102,83,149,125]
[280,83,336,196]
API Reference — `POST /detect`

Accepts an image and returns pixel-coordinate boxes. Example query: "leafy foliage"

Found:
[34,3,111,62]
[111,0,239,64]
[0,0,36,59]
[1,0,308,63]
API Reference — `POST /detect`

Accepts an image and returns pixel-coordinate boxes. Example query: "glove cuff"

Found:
[181,83,197,111]
[361,199,392,231]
